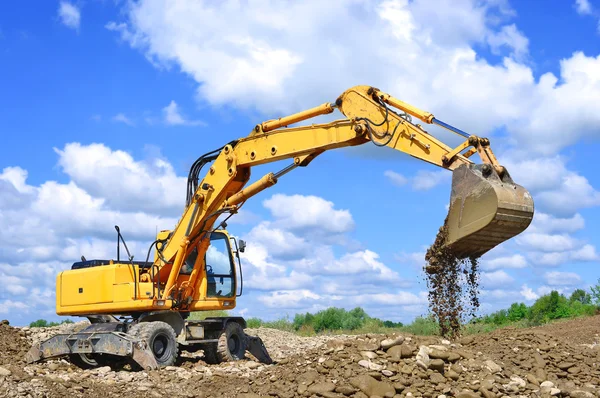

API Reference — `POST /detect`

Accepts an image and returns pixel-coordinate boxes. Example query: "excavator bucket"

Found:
[444,164,534,258]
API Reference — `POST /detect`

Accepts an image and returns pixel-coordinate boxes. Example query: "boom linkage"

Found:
[155,85,506,303]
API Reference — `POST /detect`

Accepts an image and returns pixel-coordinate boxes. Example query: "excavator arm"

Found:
[155,85,534,302]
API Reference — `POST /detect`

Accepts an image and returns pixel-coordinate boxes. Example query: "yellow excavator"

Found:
[26,85,534,369]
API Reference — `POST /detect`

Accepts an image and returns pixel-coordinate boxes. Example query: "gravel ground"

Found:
[0,316,599,398]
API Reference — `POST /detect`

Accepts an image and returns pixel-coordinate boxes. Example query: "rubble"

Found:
[0,316,598,397]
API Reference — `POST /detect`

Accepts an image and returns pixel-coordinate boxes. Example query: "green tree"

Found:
[591,279,600,305]
[507,302,528,321]
[570,289,591,305]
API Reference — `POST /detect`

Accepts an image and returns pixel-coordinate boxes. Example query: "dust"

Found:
[424,222,480,338]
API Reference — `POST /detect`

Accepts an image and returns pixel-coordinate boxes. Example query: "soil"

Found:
[424,222,480,338]
[0,317,599,398]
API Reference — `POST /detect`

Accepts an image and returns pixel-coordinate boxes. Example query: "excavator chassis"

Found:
[26,316,272,370]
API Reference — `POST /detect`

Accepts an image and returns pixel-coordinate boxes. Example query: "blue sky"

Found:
[1,0,600,325]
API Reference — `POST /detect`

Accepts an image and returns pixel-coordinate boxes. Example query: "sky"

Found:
[1,0,600,326]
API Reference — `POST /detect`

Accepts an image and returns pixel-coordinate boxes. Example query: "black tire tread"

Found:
[128,321,178,367]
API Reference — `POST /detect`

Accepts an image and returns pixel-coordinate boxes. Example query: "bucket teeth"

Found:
[445,164,534,258]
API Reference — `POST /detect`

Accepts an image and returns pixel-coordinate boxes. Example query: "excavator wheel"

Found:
[128,321,178,367]
[204,322,247,364]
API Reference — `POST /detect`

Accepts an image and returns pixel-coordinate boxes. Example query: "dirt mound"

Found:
[1,318,599,397]
[0,321,28,366]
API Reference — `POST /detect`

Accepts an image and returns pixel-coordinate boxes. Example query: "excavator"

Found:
[26,85,534,369]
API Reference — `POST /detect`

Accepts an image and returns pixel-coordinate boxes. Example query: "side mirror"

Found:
[238,239,246,253]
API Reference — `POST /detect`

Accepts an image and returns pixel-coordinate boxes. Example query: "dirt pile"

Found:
[424,223,480,338]
[0,321,28,366]
[1,317,599,397]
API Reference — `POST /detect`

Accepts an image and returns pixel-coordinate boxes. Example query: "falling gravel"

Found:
[424,221,480,338]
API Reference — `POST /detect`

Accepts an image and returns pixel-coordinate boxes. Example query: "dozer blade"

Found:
[445,163,534,258]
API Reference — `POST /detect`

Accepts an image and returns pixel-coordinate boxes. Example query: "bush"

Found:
[570,289,591,305]
[246,317,262,328]
[29,319,74,328]
[591,279,600,305]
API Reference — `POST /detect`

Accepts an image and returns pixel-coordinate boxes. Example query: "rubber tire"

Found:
[128,321,178,367]
[204,322,246,364]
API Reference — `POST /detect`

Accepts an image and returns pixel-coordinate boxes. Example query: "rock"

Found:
[567,366,581,374]
[429,349,450,361]
[570,391,595,398]
[549,388,561,396]
[557,362,575,370]
[381,370,394,377]
[97,366,112,374]
[246,361,260,369]
[335,385,356,396]
[456,392,479,398]
[447,352,461,362]
[361,351,378,360]
[484,360,502,373]
[446,370,460,381]
[429,359,445,374]
[357,342,380,351]
[540,381,555,388]
[509,375,526,388]
[47,363,60,371]
[0,367,11,377]
[308,382,336,395]
[429,372,446,384]
[358,360,371,369]
[381,336,405,350]
[526,374,539,386]
[349,375,396,397]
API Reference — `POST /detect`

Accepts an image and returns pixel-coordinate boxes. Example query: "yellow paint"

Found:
[56,84,530,320]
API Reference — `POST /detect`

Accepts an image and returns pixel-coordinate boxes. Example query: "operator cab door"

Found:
[206,232,236,298]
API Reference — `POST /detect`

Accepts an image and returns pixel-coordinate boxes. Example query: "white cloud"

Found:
[527,212,585,234]
[257,290,321,309]
[58,2,80,30]
[480,270,514,288]
[113,113,134,126]
[108,0,600,157]
[544,271,582,286]
[520,284,539,301]
[487,24,529,60]
[384,169,450,191]
[516,233,579,252]
[481,254,527,271]
[55,143,186,214]
[575,0,592,15]
[263,194,354,234]
[162,100,205,126]
[505,156,600,217]
[384,170,408,186]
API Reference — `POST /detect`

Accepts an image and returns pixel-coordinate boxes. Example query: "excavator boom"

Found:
[29,84,534,370]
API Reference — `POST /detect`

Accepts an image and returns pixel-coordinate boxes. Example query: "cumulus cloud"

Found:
[384,169,450,191]
[520,284,539,301]
[480,270,515,288]
[113,113,134,126]
[107,0,600,156]
[481,254,527,271]
[544,271,582,286]
[55,143,186,214]
[58,2,80,30]
[575,0,592,15]
[263,194,354,234]
[162,100,205,126]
